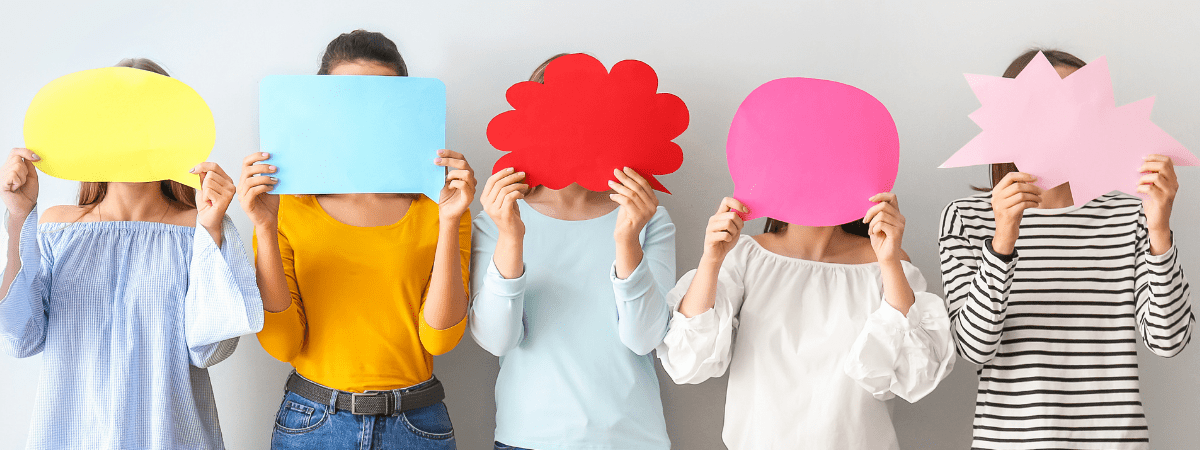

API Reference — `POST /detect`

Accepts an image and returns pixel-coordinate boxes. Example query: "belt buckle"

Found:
[350,391,384,415]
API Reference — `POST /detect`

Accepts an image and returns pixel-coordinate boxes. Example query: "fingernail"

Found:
[189,167,197,173]
[270,177,279,182]
[434,158,442,163]
[261,152,269,157]
[30,154,40,161]
[269,165,277,171]
[608,180,616,185]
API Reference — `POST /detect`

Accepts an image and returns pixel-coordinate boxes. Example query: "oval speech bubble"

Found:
[24,67,214,188]
[727,78,899,227]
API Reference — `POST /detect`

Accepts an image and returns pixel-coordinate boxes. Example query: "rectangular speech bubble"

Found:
[259,75,446,198]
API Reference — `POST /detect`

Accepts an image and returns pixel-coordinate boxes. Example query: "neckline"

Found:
[308,195,419,229]
[518,199,621,223]
[744,235,883,268]
[38,220,196,231]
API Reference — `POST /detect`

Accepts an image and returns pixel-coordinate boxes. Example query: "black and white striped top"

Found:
[939,193,1193,450]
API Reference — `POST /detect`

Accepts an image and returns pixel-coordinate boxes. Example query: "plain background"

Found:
[1,1,1198,449]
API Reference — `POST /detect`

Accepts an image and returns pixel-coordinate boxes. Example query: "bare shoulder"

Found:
[39,205,91,224]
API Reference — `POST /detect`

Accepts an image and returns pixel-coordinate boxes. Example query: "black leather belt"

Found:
[285,372,445,416]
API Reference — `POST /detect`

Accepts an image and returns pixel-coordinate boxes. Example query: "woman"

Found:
[239,30,475,449]
[0,59,261,450]
[657,195,954,450]
[470,56,674,450]
[939,49,1193,449]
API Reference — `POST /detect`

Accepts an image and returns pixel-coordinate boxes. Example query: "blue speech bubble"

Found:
[259,75,446,198]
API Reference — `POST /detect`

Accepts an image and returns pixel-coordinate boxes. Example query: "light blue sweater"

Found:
[469,200,674,450]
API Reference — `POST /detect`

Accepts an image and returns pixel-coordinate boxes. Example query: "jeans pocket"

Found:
[274,392,329,434]
[401,401,454,440]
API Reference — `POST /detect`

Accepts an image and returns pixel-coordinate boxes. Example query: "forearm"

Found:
[424,219,469,330]
[203,222,223,248]
[254,227,292,313]
[492,232,523,279]
[678,256,721,318]
[614,234,643,279]
[1148,223,1172,256]
[1,213,27,298]
[879,259,915,316]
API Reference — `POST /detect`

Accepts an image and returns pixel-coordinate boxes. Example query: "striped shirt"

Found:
[939,193,1193,450]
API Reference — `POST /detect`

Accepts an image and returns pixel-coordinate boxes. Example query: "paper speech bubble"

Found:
[940,52,1198,206]
[487,53,689,193]
[23,67,214,188]
[727,78,899,226]
[259,75,446,198]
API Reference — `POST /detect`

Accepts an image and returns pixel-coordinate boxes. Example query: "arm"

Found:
[418,212,471,356]
[468,213,527,356]
[1133,154,1193,356]
[184,216,265,368]
[0,209,50,357]
[938,203,1017,366]
[845,263,955,402]
[1133,215,1193,357]
[611,207,675,355]
[657,197,748,383]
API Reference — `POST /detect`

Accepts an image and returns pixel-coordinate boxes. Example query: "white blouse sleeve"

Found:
[184,216,265,368]
[656,239,747,384]
[844,261,955,402]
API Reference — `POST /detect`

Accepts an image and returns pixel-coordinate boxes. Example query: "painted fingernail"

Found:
[269,165,277,171]
[30,154,40,161]
[189,167,197,173]
[261,152,269,157]
[434,157,442,163]
[270,177,279,182]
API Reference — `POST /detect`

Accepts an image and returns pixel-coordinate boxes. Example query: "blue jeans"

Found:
[271,380,455,450]
[493,442,531,450]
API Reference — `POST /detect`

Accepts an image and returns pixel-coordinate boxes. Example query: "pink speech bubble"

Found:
[727,78,899,226]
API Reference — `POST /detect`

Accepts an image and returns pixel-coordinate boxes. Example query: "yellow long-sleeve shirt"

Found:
[256,194,469,392]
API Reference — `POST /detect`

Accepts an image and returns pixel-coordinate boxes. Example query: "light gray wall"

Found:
[1,1,1197,449]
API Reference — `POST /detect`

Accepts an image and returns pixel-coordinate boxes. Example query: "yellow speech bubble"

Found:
[23,67,214,188]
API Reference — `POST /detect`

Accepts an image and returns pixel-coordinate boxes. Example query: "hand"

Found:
[1137,154,1178,233]
[0,148,39,219]
[608,167,659,243]
[436,149,476,222]
[481,167,528,238]
[701,197,747,263]
[990,172,1042,255]
[864,192,905,263]
[237,152,280,230]
[190,162,235,233]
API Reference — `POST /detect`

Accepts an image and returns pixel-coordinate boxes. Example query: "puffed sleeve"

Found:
[469,211,527,356]
[657,237,748,384]
[0,210,52,358]
[844,262,955,402]
[184,216,265,368]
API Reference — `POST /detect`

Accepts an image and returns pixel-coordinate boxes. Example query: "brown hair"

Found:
[78,58,197,209]
[529,53,572,82]
[763,218,870,238]
[973,49,1087,191]
[318,30,407,76]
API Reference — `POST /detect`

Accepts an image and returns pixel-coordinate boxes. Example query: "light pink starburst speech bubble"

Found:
[941,52,1198,206]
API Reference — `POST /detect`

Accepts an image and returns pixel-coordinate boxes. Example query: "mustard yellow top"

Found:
[256,194,470,392]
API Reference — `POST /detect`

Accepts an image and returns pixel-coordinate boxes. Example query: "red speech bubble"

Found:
[487,53,689,193]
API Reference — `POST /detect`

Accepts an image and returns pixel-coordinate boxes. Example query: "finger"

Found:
[244,184,275,200]
[11,148,39,163]
[1142,154,1170,163]
[622,167,656,201]
[612,169,650,211]
[191,162,231,182]
[608,193,634,209]
[868,192,898,208]
[436,149,467,162]
[242,152,271,167]
[435,155,470,171]
[497,183,528,199]
[446,169,474,183]
[501,189,524,208]
[607,178,637,200]
[447,179,468,193]
[241,163,277,179]
[241,175,278,191]
[863,201,886,224]
[483,168,517,199]
[725,197,750,215]
[1004,192,1042,208]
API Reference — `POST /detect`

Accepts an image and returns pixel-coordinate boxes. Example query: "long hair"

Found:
[78,58,196,209]
[971,49,1087,191]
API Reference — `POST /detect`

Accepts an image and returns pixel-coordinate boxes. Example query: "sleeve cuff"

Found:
[610,257,655,301]
[669,307,719,332]
[984,238,1017,263]
[1145,243,1178,266]
[485,258,526,297]
[875,299,923,331]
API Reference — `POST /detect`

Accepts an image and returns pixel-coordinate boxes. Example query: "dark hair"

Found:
[973,49,1087,191]
[79,58,197,209]
[763,217,869,238]
[529,53,572,82]
[318,29,408,76]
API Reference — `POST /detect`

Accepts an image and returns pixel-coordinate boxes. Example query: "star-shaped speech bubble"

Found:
[941,52,1198,205]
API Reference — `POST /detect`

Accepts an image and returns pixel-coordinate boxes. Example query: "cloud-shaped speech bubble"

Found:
[727,78,899,226]
[487,53,689,193]
[24,67,215,188]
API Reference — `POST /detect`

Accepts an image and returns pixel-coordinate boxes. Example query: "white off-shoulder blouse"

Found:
[657,235,955,450]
